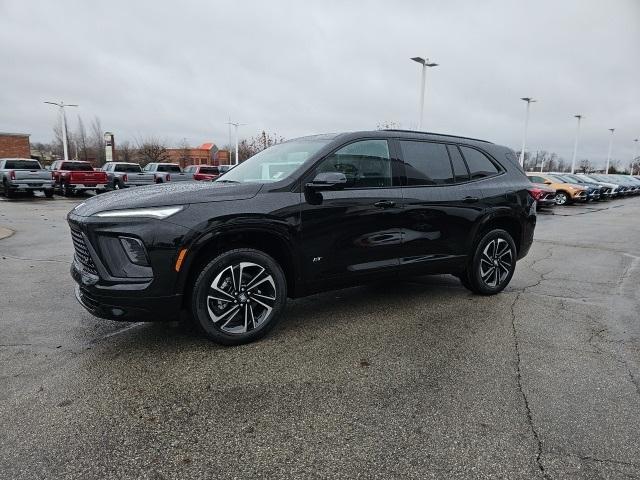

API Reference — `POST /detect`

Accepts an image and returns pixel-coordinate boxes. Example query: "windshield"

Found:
[217,139,330,183]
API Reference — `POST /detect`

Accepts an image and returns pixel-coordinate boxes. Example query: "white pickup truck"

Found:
[142,163,195,183]
[0,158,54,198]
[102,162,156,189]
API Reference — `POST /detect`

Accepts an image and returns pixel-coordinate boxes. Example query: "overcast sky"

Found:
[1,0,639,167]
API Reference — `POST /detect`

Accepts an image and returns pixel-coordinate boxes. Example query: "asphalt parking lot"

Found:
[1,194,639,479]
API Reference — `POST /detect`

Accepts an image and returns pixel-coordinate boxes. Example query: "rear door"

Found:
[300,138,404,286]
[396,140,484,271]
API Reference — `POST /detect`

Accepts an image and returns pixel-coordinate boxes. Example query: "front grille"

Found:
[70,229,98,276]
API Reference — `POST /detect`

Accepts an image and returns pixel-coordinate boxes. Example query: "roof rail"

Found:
[381,129,493,144]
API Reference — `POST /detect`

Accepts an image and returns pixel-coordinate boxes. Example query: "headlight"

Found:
[93,206,184,219]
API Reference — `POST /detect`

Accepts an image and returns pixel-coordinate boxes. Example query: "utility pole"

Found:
[570,114,583,174]
[44,101,78,161]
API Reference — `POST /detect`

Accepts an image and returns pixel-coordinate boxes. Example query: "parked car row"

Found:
[0,159,231,198]
[526,171,640,208]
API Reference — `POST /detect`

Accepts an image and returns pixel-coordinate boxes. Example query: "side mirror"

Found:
[544,180,552,185]
[306,172,348,191]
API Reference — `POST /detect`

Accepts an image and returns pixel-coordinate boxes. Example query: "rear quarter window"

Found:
[459,147,500,180]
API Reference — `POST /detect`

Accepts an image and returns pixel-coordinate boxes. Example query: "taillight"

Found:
[9,170,16,180]
[528,188,544,201]
[123,174,128,182]
[166,174,171,182]
[51,172,55,180]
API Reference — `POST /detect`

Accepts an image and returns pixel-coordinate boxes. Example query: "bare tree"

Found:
[237,131,284,162]
[556,158,569,172]
[76,116,89,161]
[578,159,594,174]
[608,159,621,174]
[90,117,105,166]
[376,120,401,130]
[177,138,192,167]
[630,159,640,176]
[118,140,136,162]
[136,136,169,165]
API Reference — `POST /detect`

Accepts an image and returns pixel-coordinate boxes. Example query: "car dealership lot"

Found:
[1,195,639,479]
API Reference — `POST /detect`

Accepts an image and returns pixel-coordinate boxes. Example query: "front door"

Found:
[300,139,404,287]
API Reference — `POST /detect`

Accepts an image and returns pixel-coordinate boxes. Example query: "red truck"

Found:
[183,164,221,181]
[51,160,109,196]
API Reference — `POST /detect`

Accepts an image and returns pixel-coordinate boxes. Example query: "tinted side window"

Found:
[316,140,392,188]
[447,145,469,182]
[460,147,500,179]
[399,141,453,185]
[528,175,546,183]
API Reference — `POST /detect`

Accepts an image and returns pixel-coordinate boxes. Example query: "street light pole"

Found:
[410,57,438,130]
[570,114,583,174]
[518,97,536,168]
[226,120,246,165]
[605,128,615,174]
[44,101,78,161]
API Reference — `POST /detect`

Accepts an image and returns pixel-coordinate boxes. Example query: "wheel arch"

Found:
[472,213,523,255]
[178,224,301,306]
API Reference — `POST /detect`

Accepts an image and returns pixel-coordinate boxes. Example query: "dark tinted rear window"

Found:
[115,164,142,173]
[61,162,93,171]
[157,164,181,173]
[459,147,500,179]
[4,160,41,170]
[400,141,453,185]
[199,167,219,174]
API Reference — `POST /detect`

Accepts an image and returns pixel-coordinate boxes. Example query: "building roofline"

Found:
[0,132,30,137]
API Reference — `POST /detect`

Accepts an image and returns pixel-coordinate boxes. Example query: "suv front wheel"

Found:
[191,248,287,345]
[460,229,517,295]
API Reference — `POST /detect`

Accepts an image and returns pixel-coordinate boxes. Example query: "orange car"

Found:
[527,173,587,205]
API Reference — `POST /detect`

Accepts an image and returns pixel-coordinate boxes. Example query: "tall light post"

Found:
[44,101,78,161]
[570,114,583,174]
[226,120,246,165]
[518,97,536,168]
[605,128,615,174]
[410,56,438,130]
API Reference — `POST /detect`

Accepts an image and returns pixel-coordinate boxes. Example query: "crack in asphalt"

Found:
[0,254,69,264]
[579,455,640,469]
[509,292,550,479]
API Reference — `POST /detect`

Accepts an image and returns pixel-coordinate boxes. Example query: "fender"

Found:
[174,215,303,296]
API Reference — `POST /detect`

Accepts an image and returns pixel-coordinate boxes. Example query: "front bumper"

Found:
[74,282,182,322]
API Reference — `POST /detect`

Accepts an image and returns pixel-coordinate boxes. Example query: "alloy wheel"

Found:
[555,192,567,205]
[479,238,513,288]
[206,261,276,334]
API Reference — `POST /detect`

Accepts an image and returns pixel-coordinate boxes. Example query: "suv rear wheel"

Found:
[460,229,516,295]
[191,248,287,345]
[555,191,569,205]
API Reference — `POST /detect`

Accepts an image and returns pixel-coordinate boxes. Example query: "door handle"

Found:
[463,196,480,203]
[374,200,396,209]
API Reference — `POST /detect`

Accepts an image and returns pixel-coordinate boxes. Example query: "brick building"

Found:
[0,132,30,158]
[165,143,232,168]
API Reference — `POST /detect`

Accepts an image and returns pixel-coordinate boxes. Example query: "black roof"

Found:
[381,129,492,144]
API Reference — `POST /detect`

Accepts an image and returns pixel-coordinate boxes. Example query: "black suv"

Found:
[68,130,536,345]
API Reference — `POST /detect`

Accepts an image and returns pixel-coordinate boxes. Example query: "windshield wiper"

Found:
[216,179,240,183]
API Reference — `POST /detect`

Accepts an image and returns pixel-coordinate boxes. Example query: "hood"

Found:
[71,181,263,217]
[530,182,555,193]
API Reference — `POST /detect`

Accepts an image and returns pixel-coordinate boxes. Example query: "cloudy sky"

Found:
[1,0,639,167]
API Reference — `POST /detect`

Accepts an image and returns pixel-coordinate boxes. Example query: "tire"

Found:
[63,183,72,197]
[3,181,13,198]
[461,229,517,295]
[44,189,54,198]
[555,191,569,206]
[191,248,287,345]
[113,180,122,190]
[155,178,163,184]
